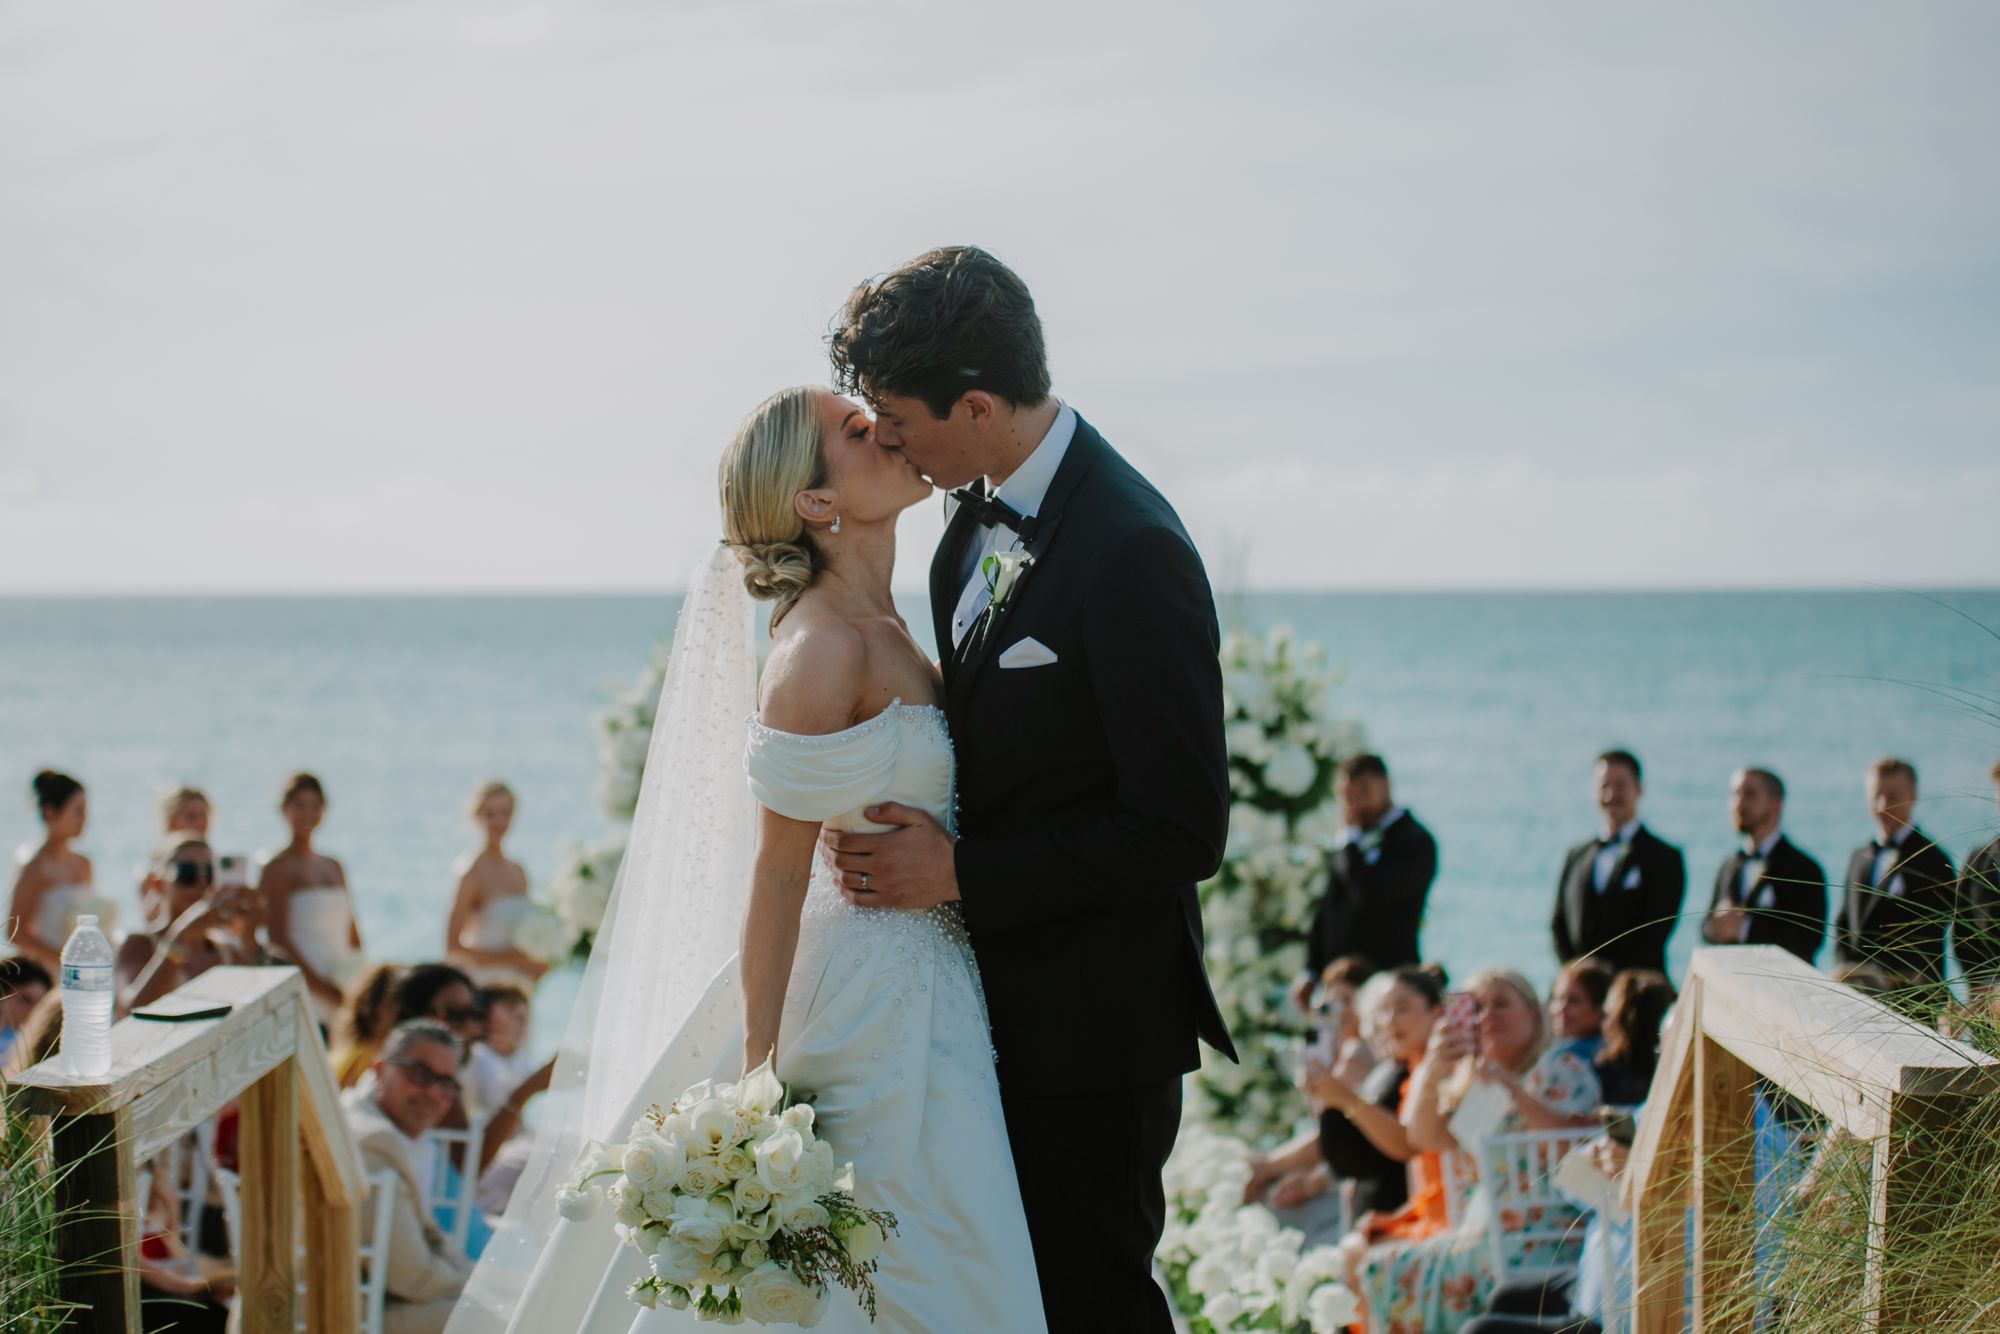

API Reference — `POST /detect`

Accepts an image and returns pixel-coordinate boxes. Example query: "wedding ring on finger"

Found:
[859,872,870,891]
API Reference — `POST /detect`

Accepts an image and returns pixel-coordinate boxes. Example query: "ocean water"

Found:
[4,590,1999,1033]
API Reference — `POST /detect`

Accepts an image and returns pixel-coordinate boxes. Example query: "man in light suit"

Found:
[344,1020,476,1334]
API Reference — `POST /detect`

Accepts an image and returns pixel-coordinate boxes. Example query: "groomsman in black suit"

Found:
[1290,754,1438,1012]
[1700,767,1827,963]
[1551,750,1686,976]
[1950,758,2000,989]
[1834,757,1957,984]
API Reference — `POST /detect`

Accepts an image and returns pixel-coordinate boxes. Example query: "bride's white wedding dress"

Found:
[500,700,1045,1333]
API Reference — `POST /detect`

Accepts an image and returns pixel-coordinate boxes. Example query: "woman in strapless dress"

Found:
[258,771,365,1027]
[445,780,548,987]
[7,770,96,974]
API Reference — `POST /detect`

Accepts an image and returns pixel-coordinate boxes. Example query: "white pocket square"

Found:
[1621,868,1642,890]
[997,637,1058,669]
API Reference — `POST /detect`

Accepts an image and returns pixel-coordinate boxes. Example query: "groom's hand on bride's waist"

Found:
[824,804,961,911]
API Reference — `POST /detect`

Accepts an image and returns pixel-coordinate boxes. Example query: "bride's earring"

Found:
[831,515,842,535]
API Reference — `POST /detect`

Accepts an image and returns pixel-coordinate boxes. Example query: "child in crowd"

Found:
[1548,957,1613,1063]
[466,983,537,1115]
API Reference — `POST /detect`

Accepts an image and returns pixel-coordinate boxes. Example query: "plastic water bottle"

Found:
[60,915,116,1078]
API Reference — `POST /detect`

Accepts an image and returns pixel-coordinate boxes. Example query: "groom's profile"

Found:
[822,246,1237,1332]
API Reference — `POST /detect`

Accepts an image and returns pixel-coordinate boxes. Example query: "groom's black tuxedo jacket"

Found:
[934,414,1236,1095]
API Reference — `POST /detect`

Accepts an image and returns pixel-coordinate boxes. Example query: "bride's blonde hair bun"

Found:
[720,386,828,629]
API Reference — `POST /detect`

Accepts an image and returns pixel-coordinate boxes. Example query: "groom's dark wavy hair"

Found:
[828,246,1052,420]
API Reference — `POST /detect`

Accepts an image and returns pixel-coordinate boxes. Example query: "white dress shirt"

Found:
[1591,819,1642,893]
[950,402,1076,650]
[1731,828,1785,940]
[1871,824,1911,889]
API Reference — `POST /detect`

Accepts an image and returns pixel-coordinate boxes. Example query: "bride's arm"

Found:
[739,616,868,1072]
[739,810,823,1071]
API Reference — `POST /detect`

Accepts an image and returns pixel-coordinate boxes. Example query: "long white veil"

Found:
[446,544,758,1332]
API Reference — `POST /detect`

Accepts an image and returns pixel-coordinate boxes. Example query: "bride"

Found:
[446,387,1046,1333]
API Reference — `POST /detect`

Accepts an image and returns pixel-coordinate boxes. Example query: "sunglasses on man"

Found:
[386,1059,462,1100]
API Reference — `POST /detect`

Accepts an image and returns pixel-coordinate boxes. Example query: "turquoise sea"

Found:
[4,590,1999,1036]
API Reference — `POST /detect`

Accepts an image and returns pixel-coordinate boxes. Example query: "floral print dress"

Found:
[1355,1047,1600,1334]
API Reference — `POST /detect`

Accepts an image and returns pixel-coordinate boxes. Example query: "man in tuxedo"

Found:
[1551,750,1686,976]
[1835,757,1958,984]
[1700,767,1826,963]
[1957,759,2000,991]
[1288,753,1437,1012]
[819,246,1235,1332]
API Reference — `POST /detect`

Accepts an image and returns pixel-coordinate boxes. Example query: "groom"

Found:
[822,246,1237,1331]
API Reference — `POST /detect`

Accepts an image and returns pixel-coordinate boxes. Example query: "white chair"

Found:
[135,1121,218,1275]
[418,1109,488,1260]
[1477,1126,1598,1283]
[357,1166,400,1334]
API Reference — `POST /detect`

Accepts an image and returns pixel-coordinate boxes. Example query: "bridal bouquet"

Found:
[557,1058,897,1326]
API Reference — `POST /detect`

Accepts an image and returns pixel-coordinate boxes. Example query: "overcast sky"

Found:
[3,1,1997,593]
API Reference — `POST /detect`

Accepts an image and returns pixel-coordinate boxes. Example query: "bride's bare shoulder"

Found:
[759,608,867,736]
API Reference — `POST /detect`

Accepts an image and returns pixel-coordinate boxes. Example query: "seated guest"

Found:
[465,983,537,1115]
[1294,755,1438,1011]
[1264,967,1447,1230]
[1703,767,1827,963]
[332,962,408,1090]
[1547,958,1613,1064]
[1835,758,1956,984]
[1552,750,1685,977]
[1593,969,1674,1106]
[389,962,481,1045]
[1955,758,2000,992]
[345,1022,477,1333]
[0,957,52,1068]
[117,837,254,1013]
[1343,969,1601,1333]
[1463,1133,1635,1334]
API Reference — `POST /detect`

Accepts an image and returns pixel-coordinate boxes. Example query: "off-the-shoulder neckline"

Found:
[747,697,945,743]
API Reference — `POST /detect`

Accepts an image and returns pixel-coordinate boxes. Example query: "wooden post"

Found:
[1630,1090,1690,1334]
[1863,1077,1987,1330]
[1691,1034,1757,1330]
[239,1057,299,1333]
[50,1109,140,1334]
[302,1144,358,1333]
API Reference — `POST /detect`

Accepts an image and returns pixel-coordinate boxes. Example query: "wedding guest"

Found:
[2,989,63,1078]
[116,837,254,1013]
[332,962,408,1090]
[160,785,212,839]
[1463,1132,1635,1334]
[1551,750,1685,977]
[0,957,52,1068]
[1593,969,1674,1106]
[258,772,365,1027]
[465,983,537,1116]
[1834,758,1956,985]
[344,1021,476,1333]
[389,963,480,1045]
[444,781,547,986]
[1547,957,1613,1064]
[1294,755,1438,1011]
[1701,767,1827,963]
[1955,759,2000,990]
[1343,969,1600,1333]
[7,771,96,973]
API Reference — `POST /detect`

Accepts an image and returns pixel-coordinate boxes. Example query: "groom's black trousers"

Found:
[1002,1076,1182,1333]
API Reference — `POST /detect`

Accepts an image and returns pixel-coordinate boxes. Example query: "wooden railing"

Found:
[8,966,364,1333]
[1627,946,2000,1333]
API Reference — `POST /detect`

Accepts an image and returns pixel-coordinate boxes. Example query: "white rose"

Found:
[648,1235,706,1287]
[834,1217,885,1264]
[1306,1282,1360,1333]
[660,1111,692,1141]
[753,1126,810,1196]
[677,1158,724,1198]
[641,1188,678,1220]
[630,1222,670,1257]
[735,1262,830,1329]
[732,1176,772,1216]
[778,1103,815,1136]
[727,1209,779,1244]
[608,1180,646,1228]
[622,1135,680,1190]
[1263,744,1317,797]
[666,1194,732,1255]
[715,1144,756,1183]
[740,1240,769,1268]
[1203,1289,1247,1326]
[555,1183,601,1222]
[627,1278,659,1309]
[660,1282,691,1310]
[777,1199,830,1234]
[798,1140,837,1196]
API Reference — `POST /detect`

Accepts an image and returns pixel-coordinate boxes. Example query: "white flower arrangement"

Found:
[594,640,672,823]
[508,898,576,964]
[546,834,625,961]
[1157,1125,1359,1334]
[560,1058,897,1325]
[1194,626,1363,1142]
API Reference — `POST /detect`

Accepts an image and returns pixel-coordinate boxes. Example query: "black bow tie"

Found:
[950,487,1036,541]
[1874,838,1901,854]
